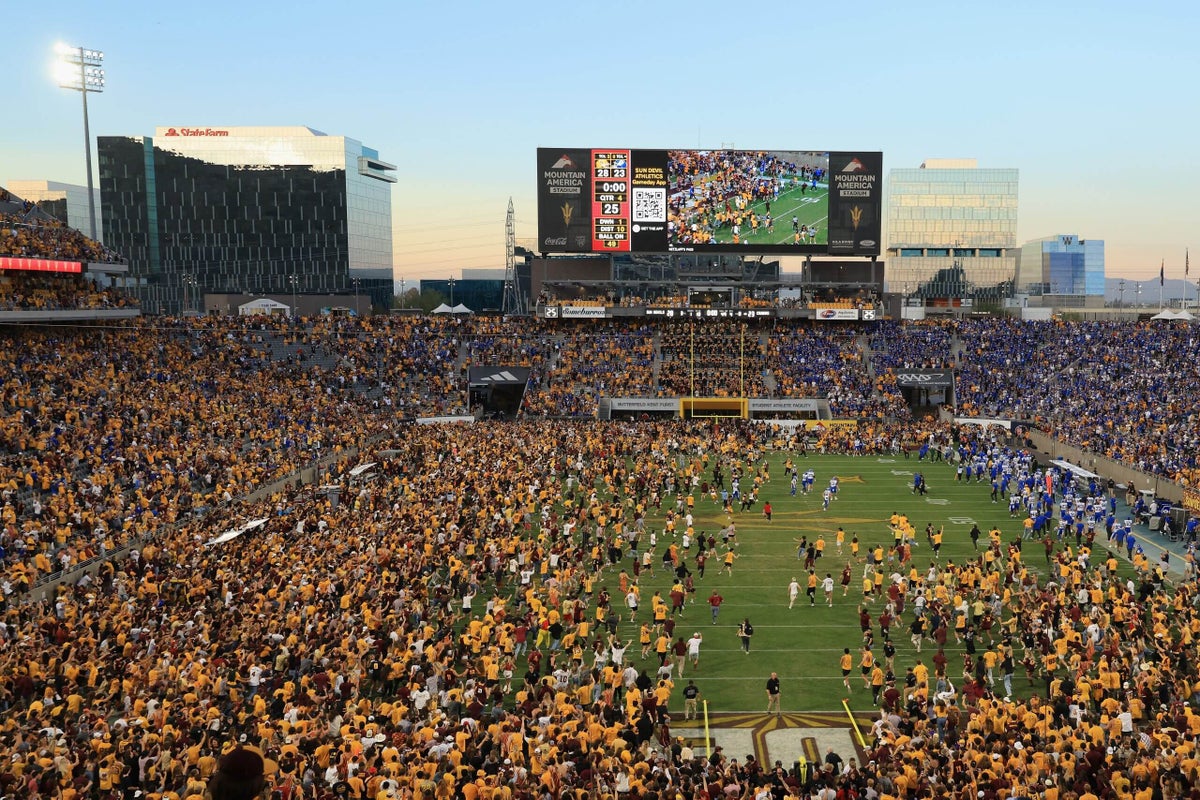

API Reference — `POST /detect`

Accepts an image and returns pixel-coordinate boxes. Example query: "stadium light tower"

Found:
[289,275,300,317]
[55,43,104,242]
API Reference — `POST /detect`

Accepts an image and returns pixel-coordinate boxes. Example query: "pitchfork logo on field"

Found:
[840,158,866,173]
[551,154,577,169]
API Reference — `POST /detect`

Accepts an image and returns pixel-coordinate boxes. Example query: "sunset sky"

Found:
[2,0,1196,282]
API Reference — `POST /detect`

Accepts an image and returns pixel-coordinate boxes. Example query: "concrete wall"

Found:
[1023,428,1182,502]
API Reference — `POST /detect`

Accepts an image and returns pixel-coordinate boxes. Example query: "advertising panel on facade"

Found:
[538,148,881,256]
[814,308,860,321]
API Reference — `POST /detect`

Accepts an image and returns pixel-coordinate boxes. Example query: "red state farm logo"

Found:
[164,128,230,137]
[840,158,866,172]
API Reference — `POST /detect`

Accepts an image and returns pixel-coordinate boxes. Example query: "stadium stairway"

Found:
[859,334,877,379]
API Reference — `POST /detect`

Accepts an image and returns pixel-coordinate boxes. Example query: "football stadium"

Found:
[4,162,1200,800]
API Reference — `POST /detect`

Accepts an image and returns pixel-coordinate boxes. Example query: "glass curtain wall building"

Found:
[1016,235,1105,307]
[99,126,395,314]
[885,159,1018,301]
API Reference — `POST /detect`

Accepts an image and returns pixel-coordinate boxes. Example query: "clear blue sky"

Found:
[2,0,1196,282]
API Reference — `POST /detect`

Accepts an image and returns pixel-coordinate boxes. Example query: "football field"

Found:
[594,453,1085,716]
[707,182,829,247]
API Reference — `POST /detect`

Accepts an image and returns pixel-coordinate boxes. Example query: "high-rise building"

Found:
[5,180,103,244]
[1016,234,1105,307]
[885,159,1018,301]
[99,126,395,314]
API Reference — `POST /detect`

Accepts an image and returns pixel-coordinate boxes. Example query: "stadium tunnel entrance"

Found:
[467,366,530,419]
[893,370,955,413]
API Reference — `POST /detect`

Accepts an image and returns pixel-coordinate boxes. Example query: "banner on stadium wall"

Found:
[954,417,1012,431]
[894,370,955,388]
[541,305,609,319]
[608,398,680,412]
[560,306,608,318]
[1183,488,1200,515]
[748,399,822,413]
[805,420,858,430]
[814,308,860,321]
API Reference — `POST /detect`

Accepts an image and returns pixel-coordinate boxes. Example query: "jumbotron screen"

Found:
[537,148,881,256]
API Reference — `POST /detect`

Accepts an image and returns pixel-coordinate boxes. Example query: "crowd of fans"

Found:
[954,319,1200,484]
[657,322,772,398]
[769,326,902,418]
[869,322,956,373]
[0,406,1199,800]
[523,325,655,416]
[0,211,124,265]
[0,273,138,311]
[0,315,1197,800]
[0,311,1193,604]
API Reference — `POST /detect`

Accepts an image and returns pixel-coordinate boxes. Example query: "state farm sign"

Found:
[163,127,230,137]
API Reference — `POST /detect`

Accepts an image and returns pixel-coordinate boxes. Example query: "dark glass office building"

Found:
[99,126,395,314]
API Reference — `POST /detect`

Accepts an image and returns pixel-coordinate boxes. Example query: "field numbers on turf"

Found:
[876,458,896,463]
[948,517,976,525]
[891,470,913,476]
[925,498,950,505]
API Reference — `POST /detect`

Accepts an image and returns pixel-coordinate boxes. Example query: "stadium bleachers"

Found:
[0,315,1198,800]
[0,211,124,264]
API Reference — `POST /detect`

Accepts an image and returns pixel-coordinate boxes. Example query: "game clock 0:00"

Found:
[591,149,631,252]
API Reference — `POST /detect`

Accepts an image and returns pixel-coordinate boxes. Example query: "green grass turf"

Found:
[683,183,829,247]
[586,452,1105,716]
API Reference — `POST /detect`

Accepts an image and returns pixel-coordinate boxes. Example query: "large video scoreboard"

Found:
[537,148,882,257]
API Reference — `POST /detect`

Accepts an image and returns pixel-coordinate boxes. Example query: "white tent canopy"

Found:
[451,303,474,314]
[239,298,291,317]
[1151,309,1195,320]
[431,303,453,314]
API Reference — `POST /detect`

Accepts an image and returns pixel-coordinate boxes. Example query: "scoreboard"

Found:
[591,150,630,251]
[537,147,882,257]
